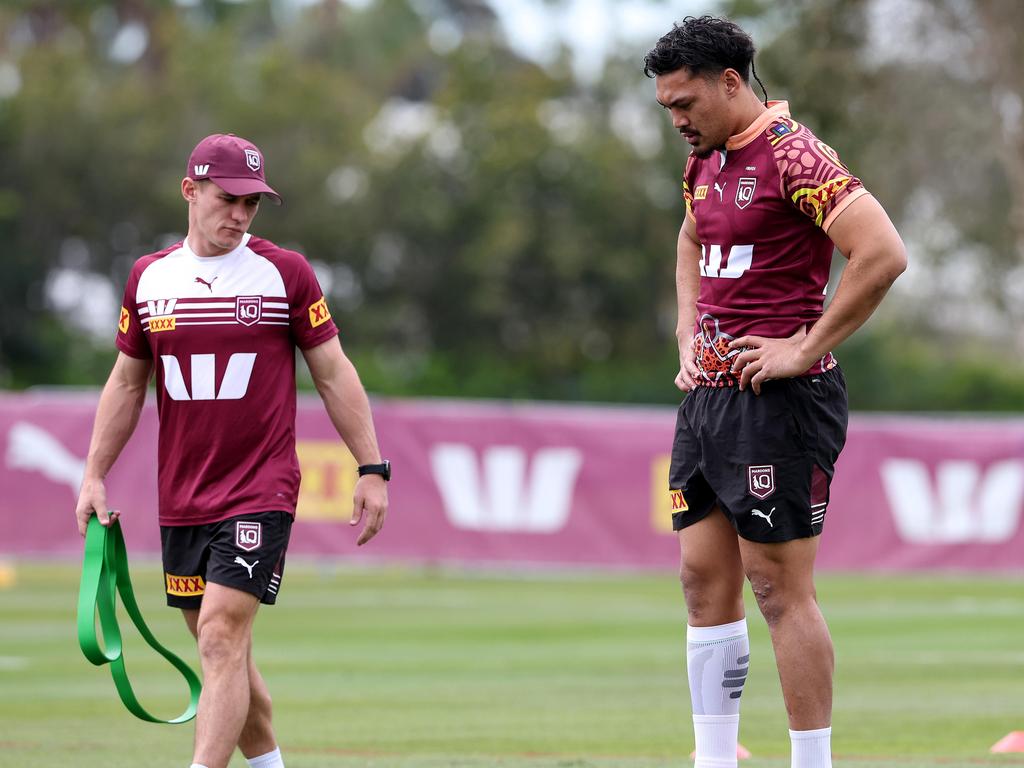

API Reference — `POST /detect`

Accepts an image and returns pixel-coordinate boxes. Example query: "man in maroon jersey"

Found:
[645,17,906,768]
[74,134,391,768]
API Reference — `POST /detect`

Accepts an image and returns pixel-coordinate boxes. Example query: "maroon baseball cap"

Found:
[186,133,281,204]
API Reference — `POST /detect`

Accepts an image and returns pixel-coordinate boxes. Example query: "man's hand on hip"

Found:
[728,326,815,395]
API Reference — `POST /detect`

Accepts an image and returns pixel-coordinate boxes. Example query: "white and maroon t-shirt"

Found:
[682,101,869,387]
[116,233,338,526]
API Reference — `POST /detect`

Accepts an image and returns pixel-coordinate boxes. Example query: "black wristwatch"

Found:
[357,459,391,481]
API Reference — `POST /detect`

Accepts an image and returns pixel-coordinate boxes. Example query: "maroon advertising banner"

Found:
[1,392,1022,571]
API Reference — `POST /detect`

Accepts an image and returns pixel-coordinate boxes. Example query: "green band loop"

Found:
[77,516,202,724]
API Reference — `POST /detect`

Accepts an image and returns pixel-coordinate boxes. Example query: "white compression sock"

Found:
[791,727,831,768]
[687,619,749,768]
[247,747,285,768]
[189,764,209,768]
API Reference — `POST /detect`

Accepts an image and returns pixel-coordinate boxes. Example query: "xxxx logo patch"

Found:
[148,317,176,333]
[669,488,689,513]
[308,296,331,328]
[165,573,205,596]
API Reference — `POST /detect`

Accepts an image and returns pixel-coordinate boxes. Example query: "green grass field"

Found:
[1,561,1023,767]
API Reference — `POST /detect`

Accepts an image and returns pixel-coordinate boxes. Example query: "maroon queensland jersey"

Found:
[116,233,338,526]
[682,101,869,387]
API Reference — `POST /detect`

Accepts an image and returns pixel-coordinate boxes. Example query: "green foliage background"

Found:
[2,0,1023,409]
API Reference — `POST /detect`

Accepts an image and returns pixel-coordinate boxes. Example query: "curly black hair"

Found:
[643,15,756,80]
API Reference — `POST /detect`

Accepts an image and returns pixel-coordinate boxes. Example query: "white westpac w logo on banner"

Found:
[161,353,257,401]
[430,444,583,532]
[880,459,1024,544]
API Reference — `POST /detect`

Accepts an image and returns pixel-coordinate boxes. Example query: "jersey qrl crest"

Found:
[235,296,263,327]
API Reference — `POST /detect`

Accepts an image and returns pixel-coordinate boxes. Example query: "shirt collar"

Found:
[725,101,790,151]
[182,231,252,262]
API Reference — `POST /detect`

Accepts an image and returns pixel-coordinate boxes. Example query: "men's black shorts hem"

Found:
[161,510,292,609]
[667,368,848,543]
[671,506,714,531]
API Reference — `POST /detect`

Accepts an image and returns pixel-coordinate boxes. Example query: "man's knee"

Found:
[747,570,816,628]
[197,616,250,668]
[747,572,782,626]
[679,560,743,623]
[679,560,710,602]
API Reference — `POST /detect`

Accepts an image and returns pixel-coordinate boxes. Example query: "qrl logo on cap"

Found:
[748,464,775,500]
[235,296,262,327]
[235,521,262,552]
[244,149,261,172]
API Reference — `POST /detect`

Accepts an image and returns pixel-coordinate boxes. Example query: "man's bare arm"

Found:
[796,194,907,361]
[675,216,702,392]
[730,195,907,393]
[75,352,153,535]
[302,337,388,545]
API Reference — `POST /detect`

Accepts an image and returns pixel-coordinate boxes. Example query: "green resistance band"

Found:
[77,515,201,724]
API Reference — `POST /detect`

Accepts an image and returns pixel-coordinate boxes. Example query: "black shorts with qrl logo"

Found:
[160,511,293,609]
[668,367,848,543]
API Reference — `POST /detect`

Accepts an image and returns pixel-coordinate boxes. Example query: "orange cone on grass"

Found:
[991,731,1024,753]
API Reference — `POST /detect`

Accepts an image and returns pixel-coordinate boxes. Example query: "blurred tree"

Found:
[723,0,1024,409]
[0,0,1021,409]
[0,0,683,402]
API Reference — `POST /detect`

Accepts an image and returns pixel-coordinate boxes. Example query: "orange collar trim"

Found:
[725,101,790,151]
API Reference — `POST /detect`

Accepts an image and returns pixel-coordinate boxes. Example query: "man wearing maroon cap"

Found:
[645,17,906,768]
[75,133,391,768]
[189,133,283,203]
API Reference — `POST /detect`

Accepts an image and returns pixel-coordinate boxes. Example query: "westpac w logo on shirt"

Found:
[700,244,754,279]
[160,353,257,401]
[147,298,177,317]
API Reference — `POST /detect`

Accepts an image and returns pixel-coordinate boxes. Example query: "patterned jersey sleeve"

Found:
[682,155,697,223]
[772,123,869,231]
[114,260,152,359]
[284,254,339,350]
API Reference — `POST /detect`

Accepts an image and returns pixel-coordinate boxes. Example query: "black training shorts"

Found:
[160,511,293,609]
[668,367,848,543]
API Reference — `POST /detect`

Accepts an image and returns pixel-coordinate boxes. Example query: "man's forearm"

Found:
[676,279,699,340]
[675,223,701,340]
[84,375,147,481]
[801,194,908,363]
[800,247,906,363]
[313,356,381,466]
